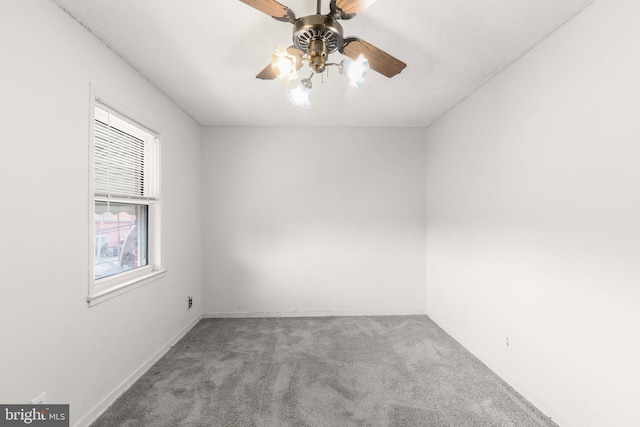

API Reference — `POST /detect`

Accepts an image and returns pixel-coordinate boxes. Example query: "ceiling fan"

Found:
[239,0,406,107]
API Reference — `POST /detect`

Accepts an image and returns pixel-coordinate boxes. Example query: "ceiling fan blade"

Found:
[256,64,278,80]
[287,46,304,58]
[239,0,296,23]
[334,0,378,15]
[255,46,304,80]
[341,38,406,78]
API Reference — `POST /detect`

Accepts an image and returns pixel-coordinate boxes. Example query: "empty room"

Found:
[1,0,638,426]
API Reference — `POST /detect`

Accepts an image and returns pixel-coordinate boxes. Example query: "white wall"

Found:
[0,1,202,426]
[426,0,640,426]
[202,127,426,316]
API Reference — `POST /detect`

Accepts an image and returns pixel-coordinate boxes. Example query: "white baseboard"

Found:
[73,315,202,427]
[426,312,569,427]
[203,309,427,318]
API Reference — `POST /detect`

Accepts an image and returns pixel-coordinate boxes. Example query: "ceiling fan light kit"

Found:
[287,80,312,108]
[240,0,406,108]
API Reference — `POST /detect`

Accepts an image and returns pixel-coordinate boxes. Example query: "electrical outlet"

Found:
[505,334,512,351]
[187,296,193,309]
[30,392,46,405]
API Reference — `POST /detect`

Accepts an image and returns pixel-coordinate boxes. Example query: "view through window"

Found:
[94,202,148,280]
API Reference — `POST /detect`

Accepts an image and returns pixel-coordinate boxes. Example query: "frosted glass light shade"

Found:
[287,83,311,109]
[342,54,369,88]
[271,45,298,84]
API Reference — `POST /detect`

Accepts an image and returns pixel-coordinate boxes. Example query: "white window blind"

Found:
[94,104,158,201]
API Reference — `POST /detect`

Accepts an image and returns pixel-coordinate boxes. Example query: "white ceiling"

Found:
[51,0,595,127]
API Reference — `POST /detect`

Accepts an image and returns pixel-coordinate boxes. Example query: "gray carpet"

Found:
[90,316,557,427]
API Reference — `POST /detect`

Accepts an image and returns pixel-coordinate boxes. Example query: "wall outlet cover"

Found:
[505,335,512,350]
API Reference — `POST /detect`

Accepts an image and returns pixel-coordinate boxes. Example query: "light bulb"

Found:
[287,82,311,109]
[341,54,369,88]
[271,45,298,84]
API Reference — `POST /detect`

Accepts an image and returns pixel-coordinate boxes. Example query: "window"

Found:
[88,99,163,305]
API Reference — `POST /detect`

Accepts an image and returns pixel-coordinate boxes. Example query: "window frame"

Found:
[87,89,165,306]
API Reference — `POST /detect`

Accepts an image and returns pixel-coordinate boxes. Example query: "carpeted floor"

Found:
[90,316,557,427]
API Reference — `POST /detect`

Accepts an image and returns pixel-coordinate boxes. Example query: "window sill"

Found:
[87,268,166,307]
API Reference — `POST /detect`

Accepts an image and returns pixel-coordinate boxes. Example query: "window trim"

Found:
[87,87,165,306]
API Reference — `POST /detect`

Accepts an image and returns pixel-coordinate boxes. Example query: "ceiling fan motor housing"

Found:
[293,15,343,73]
